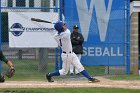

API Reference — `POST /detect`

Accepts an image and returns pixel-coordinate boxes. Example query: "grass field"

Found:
[1,59,140,93]
[2,59,45,81]
[1,59,140,81]
[0,87,140,93]
[106,75,140,80]
[1,59,105,81]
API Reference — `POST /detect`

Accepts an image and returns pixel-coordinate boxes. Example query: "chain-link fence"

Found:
[0,0,130,81]
[63,0,130,76]
[1,0,62,81]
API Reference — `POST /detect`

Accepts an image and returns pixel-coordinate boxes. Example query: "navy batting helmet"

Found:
[54,21,64,34]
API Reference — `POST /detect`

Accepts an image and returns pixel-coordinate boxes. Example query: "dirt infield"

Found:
[1,77,140,89]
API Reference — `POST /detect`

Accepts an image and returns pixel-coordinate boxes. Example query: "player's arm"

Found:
[76,34,84,44]
[0,51,14,68]
[0,50,8,64]
[0,51,15,78]
[54,34,61,47]
[7,60,14,69]
[71,34,79,45]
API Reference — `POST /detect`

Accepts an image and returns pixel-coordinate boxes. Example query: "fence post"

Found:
[18,49,22,59]
[38,48,48,72]
[55,48,58,70]
[0,0,2,74]
[126,0,130,75]
[59,0,63,69]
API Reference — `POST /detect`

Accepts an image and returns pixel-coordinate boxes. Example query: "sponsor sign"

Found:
[8,12,58,48]
[64,0,128,66]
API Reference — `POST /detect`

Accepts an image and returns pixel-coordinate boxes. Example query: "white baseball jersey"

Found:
[54,29,72,53]
[54,29,84,75]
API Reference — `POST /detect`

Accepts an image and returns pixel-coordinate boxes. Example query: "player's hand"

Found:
[6,66,15,78]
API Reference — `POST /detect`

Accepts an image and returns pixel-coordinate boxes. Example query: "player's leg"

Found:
[70,64,74,75]
[46,53,70,82]
[75,54,81,75]
[72,53,100,83]
[0,73,5,83]
[71,53,91,78]
[59,54,70,76]
[70,54,82,75]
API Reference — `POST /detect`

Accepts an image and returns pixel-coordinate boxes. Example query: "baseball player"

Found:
[0,50,15,82]
[46,21,100,83]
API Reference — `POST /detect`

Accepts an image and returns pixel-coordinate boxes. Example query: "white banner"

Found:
[8,12,58,48]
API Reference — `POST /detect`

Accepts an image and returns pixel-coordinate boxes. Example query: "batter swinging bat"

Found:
[31,18,55,24]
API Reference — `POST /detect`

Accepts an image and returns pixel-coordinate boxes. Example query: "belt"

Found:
[63,51,72,54]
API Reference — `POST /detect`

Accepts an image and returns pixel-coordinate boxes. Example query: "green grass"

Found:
[0,87,140,93]
[106,75,140,80]
[85,66,105,75]
[4,59,140,81]
[1,59,55,81]
[1,59,105,81]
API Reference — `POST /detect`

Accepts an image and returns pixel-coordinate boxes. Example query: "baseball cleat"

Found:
[88,77,100,83]
[76,73,81,76]
[46,73,54,82]
[70,73,74,76]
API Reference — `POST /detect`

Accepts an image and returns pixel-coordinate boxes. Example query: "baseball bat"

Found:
[31,18,55,24]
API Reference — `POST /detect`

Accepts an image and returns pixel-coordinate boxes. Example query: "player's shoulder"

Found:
[54,32,61,39]
[65,29,71,34]
[60,29,70,35]
[54,33,59,36]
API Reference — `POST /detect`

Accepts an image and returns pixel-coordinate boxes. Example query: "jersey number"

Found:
[59,39,62,46]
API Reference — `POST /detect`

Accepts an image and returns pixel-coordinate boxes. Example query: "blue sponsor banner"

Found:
[82,43,124,66]
[64,0,128,66]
